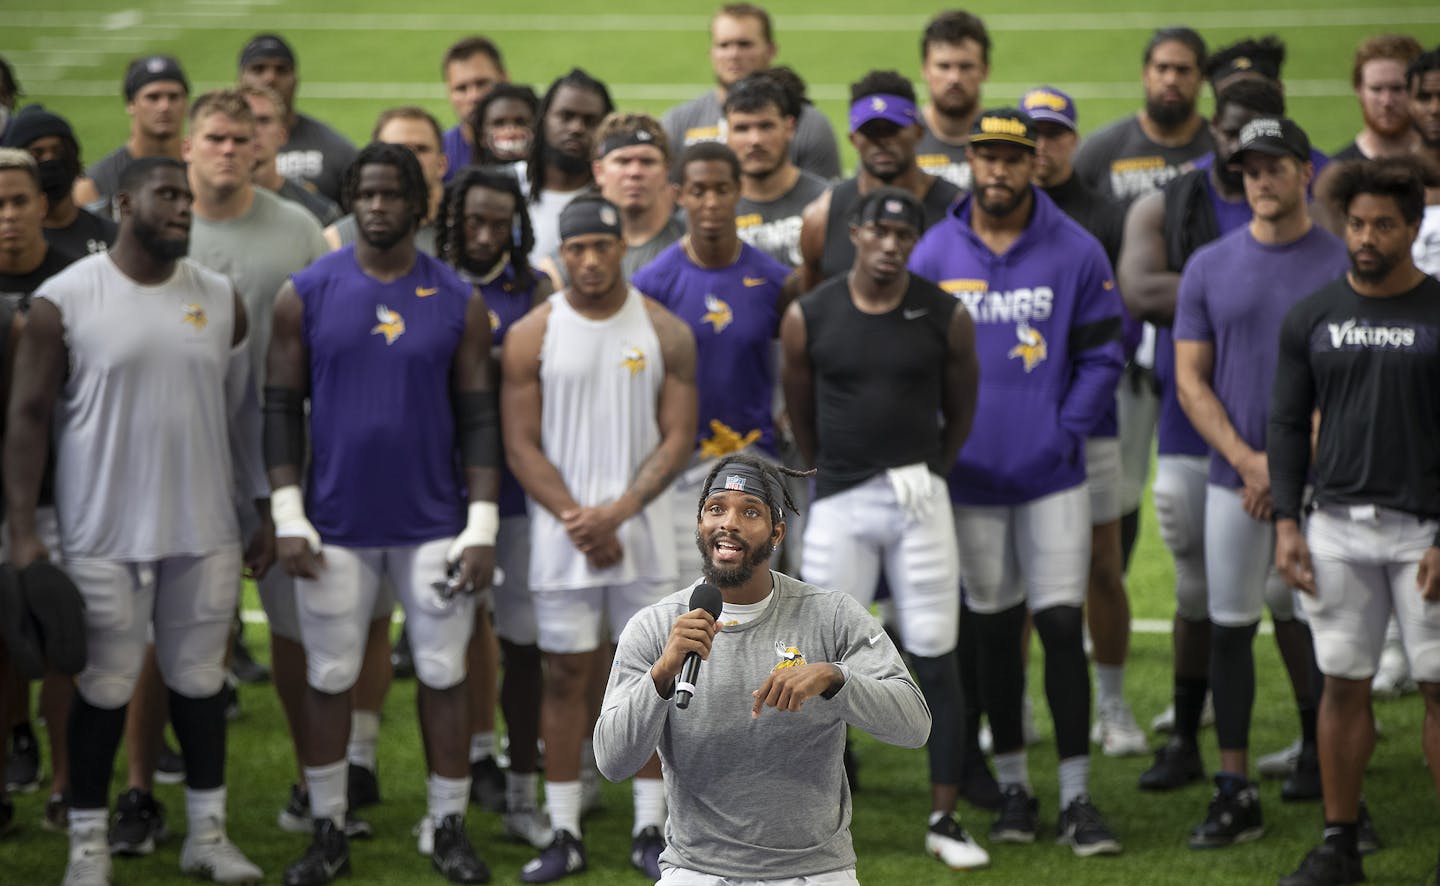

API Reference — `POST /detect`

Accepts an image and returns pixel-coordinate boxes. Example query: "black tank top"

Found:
[799,273,958,499]
[818,175,961,282]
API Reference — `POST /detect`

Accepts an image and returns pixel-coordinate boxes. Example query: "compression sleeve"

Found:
[263,385,307,470]
[1267,305,1316,522]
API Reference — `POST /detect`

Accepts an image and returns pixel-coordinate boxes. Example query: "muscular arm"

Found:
[263,282,309,490]
[796,190,831,294]
[1266,310,1317,523]
[453,291,500,507]
[4,301,64,567]
[779,301,816,467]
[1174,340,1256,476]
[939,304,979,468]
[1116,192,1179,324]
[611,303,697,521]
[499,305,582,519]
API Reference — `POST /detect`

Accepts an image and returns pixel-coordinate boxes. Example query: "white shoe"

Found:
[504,805,553,849]
[413,814,436,856]
[179,825,263,884]
[1372,641,1415,698]
[1257,738,1303,778]
[1150,694,1215,734]
[925,813,990,870]
[1091,698,1149,757]
[63,829,112,886]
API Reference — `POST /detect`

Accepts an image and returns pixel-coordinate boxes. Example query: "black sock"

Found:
[1323,821,1359,856]
[911,651,964,786]
[67,695,127,809]
[1299,705,1318,751]
[957,599,986,772]
[1210,622,1258,752]
[1173,675,1209,746]
[1032,605,1091,760]
[1120,509,1140,571]
[974,602,1028,754]
[169,688,228,790]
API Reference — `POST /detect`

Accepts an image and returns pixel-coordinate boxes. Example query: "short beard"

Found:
[861,160,902,184]
[1145,95,1194,130]
[459,251,502,278]
[547,143,591,177]
[696,530,774,588]
[132,217,188,261]
[1214,158,1244,192]
[1349,247,1401,282]
[977,185,1030,218]
[360,223,413,251]
[934,92,978,121]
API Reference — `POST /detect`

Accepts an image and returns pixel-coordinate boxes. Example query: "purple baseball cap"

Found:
[849,93,921,133]
[1019,86,1077,131]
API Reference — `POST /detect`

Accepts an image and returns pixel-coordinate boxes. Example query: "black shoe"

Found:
[230,633,270,684]
[630,825,664,879]
[1277,842,1365,886]
[155,739,186,785]
[42,791,69,833]
[959,754,1004,812]
[1056,795,1122,857]
[4,724,40,793]
[431,814,490,884]
[283,819,351,886]
[1139,738,1205,792]
[1189,778,1264,849]
[843,740,860,793]
[1356,802,1380,855]
[989,785,1038,843]
[469,757,506,813]
[0,794,14,837]
[1281,745,1322,802]
[520,829,587,883]
[109,787,168,856]
[391,632,415,680]
[347,763,380,809]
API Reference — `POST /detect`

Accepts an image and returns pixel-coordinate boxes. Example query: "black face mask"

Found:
[36,158,73,204]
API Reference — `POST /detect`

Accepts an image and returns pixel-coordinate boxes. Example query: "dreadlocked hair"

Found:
[696,454,815,524]
[528,68,614,201]
[436,165,539,291]
[340,141,428,229]
[467,82,540,166]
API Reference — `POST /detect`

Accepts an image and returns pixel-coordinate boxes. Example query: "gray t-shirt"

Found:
[594,571,930,880]
[189,188,327,390]
[84,145,135,205]
[1072,114,1214,202]
[916,127,972,190]
[276,113,358,204]
[736,169,828,268]
[663,92,841,181]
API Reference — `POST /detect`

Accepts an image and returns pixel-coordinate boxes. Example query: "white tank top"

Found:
[38,254,240,559]
[531,287,676,590]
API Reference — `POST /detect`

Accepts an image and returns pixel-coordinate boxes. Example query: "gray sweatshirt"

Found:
[594,571,931,879]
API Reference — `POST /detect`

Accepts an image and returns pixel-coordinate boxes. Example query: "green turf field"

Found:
[5,0,1440,883]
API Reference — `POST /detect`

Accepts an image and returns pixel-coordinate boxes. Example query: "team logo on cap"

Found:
[1240,118,1284,142]
[635,129,652,142]
[147,57,167,74]
[621,345,646,376]
[600,205,618,228]
[871,96,887,112]
[725,475,747,491]
[772,641,807,671]
[1235,57,1253,69]
[371,305,406,345]
[181,304,207,331]
[1025,90,1068,111]
[702,294,733,333]
[1008,322,1047,372]
[884,199,903,214]
[981,116,1029,137]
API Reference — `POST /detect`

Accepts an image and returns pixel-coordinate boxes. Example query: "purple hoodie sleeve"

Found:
[1058,248,1125,440]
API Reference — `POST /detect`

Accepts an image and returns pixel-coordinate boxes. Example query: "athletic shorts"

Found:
[803,473,959,657]
[1116,371,1159,514]
[1204,484,1296,626]
[953,484,1090,615]
[1304,504,1440,682]
[533,579,671,655]
[1152,455,1208,621]
[492,515,536,645]
[1084,437,1122,525]
[657,867,859,886]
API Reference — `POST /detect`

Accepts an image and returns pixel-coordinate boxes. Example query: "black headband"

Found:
[597,127,661,160]
[855,188,924,232]
[703,462,780,518]
[558,198,623,242]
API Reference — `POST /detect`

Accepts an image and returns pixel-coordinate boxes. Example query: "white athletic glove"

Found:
[270,485,321,554]
[446,502,499,567]
[886,463,944,522]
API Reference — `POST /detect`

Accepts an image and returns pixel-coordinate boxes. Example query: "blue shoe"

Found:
[630,826,664,879]
[520,830,586,884]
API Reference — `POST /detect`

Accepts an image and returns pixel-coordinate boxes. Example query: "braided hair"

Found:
[696,454,815,525]
[340,141,429,229]
[435,165,538,291]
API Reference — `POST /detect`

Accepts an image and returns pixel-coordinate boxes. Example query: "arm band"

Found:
[454,390,500,468]
[263,386,307,470]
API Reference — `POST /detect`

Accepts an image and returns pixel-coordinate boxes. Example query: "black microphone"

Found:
[674,583,724,710]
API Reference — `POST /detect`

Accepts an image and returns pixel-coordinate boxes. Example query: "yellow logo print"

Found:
[181,304,207,331]
[1024,90,1069,112]
[742,276,766,288]
[870,96,887,112]
[702,294,733,333]
[940,278,987,295]
[371,305,406,345]
[621,346,646,376]
[772,641,807,671]
[415,286,438,297]
[980,116,1029,137]
[699,420,762,459]
[1008,322,1048,373]
[488,309,500,332]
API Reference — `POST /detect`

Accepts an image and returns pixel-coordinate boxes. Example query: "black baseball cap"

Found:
[239,33,296,69]
[1227,117,1310,165]
[0,105,76,150]
[969,108,1037,150]
[123,55,189,101]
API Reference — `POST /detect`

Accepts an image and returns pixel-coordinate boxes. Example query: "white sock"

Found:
[546,780,582,839]
[469,731,497,764]
[994,750,1030,792]
[184,786,226,837]
[507,771,539,811]
[631,778,666,834]
[1058,755,1090,809]
[1095,664,1126,707]
[304,759,348,827]
[427,773,471,823]
[68,807,107,846]
[347,710,380,771]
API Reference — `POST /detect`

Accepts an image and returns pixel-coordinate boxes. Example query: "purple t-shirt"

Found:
[632,242,789,456]
[480,262,543,517]
[443,124,470,183]
[1173,224,1349,488]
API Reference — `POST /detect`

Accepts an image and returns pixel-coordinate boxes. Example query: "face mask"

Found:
[36,158,72,203]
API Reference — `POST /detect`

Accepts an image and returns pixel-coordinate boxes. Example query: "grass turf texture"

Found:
[5,0,1440,881]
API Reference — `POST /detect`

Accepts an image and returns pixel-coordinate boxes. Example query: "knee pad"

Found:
[77,669,140,709]
[163,661,227,699]
[308,652,362,694]
[414,648,467,691]
[1313,633,1376,682]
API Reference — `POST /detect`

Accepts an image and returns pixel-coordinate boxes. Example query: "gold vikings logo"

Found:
[371,305,406,345]
[1008,322,1047,372]
[621,345,646,376]
[701,294,733,333]
[181,304,207,331]
[488,309,501,332]
[772,640,807,671]
[699,419,762,459]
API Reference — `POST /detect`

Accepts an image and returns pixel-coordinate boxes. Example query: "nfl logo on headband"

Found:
[600,206,618,227]
[725,475,747,491]
[885,199,902,214]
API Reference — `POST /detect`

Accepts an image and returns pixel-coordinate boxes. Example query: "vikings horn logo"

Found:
[371,305,406,345]
[1007,322,1047,372]
[621,345,646,376]
[181,304,207,331]
[701,294,733,333]
[771,640,807,671]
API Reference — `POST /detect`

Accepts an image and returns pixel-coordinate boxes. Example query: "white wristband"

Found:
[446,501,499,565]
[270,485,322,554]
